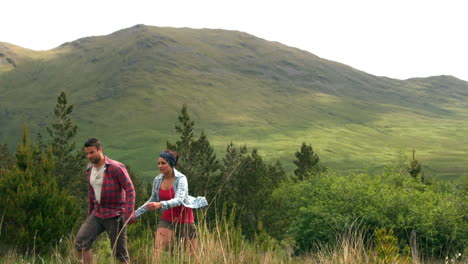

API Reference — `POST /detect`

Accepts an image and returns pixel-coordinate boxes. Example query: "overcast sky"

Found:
[1,0,467,81]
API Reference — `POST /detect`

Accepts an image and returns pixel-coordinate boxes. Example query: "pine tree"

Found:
[0,124,80,253]
[167,105,219,197]
[216,144,286,239]
[45,91,86,198]
[0,143,15,171]
[236,148,269,238]
[268,160,288,186]
[222,142,246,176]
[167,105,195,176]
[408,149,422,181]
[190,130,219,197]
[293,142,325,181]
[215,143,247,213]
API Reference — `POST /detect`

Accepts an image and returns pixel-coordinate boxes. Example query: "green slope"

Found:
[0,25,467,181]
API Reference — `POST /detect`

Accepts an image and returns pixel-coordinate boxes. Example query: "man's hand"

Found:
[119,214,135,225]
[126,213,137,224]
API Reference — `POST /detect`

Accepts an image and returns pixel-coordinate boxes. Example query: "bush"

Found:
[266,168,467,258]
[0,137,80,253]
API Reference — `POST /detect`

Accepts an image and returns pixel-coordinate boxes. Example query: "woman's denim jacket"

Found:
[134,168,208,219]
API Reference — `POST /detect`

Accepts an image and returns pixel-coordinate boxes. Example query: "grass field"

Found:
[1,216,461,264]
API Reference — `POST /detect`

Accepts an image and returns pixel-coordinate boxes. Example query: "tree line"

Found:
[0,92,466,260]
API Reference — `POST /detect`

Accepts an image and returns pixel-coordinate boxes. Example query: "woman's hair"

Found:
[159,149,179,167]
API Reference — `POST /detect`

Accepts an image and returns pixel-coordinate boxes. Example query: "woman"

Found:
[133,150,208,261]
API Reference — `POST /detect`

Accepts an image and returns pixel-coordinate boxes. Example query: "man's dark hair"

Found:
[84,137,102,149]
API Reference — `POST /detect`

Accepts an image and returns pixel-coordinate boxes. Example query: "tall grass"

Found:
[0,215,464,263]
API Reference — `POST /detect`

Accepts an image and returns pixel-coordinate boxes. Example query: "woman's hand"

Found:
[146,202,162,211]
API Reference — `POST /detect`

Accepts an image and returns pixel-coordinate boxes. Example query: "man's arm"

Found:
[87,173,94,215]
[88,188,94,215]
[115,165,135,220]
[85,165,94,215]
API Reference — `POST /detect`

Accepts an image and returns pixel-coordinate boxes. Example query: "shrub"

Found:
[266,168,466,258]
[0,133,80,253]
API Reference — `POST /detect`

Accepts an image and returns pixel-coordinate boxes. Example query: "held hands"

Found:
[127,213,136,224]
[120,213,138,225]
[146,202,162,211]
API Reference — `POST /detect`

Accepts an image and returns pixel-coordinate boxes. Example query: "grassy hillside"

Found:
[0,25,467,180]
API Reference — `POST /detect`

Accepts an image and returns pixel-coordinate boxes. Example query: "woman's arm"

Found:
[134,176,161,219]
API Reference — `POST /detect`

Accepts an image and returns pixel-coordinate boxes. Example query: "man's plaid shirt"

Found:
[86,156,135,220]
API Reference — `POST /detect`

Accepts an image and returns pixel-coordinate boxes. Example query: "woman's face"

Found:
[158,157,172,175]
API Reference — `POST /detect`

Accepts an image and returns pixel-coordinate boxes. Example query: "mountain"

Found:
[1,24,467,180]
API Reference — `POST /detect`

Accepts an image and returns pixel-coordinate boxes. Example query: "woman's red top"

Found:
[160,188,194,223]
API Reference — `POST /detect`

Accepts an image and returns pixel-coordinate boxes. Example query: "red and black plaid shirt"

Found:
[86,156,135,220]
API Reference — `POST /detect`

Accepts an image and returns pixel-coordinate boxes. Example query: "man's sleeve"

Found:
[85,164,94,215]
[88,185,94,215]
[116,165,135,220]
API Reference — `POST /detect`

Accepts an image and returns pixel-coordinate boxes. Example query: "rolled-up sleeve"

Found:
[134,176,160,219]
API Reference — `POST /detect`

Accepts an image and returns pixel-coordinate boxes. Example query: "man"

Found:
[75,138,135,264]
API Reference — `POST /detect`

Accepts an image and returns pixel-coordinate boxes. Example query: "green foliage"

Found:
[254,221,280,252]
[293,142,325,180]
[0,126,80,253]
[0,143,15,171]
[125,164,151,207]
[167,105,219,198]
[46,91,78,157]
[213,142,247,208]
[408,149,423,182]
[408,149,431,184]
[374,228,405,263]
[190,131,220,197]
[266,167,467,258]
[167,104,195,159]
[215,144,288,240]
[44,91,86,200]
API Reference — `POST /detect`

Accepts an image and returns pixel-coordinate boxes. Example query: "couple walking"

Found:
[74,137,207,263]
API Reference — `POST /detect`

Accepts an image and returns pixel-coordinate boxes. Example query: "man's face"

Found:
[85,146,103,164]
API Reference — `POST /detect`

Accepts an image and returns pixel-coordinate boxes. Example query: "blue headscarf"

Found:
[159,151,176,167]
